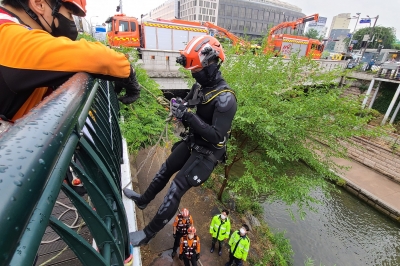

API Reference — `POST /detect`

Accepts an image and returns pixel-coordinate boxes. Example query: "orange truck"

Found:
[105,14,208,50]
[266,14,324,59]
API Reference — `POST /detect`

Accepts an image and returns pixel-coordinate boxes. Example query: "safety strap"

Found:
[232,231,247,256]
[187,83,236,106]
[190,143,218,164]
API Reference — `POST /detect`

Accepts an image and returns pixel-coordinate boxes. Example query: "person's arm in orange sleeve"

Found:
[189,215,194,226]
[0,24,130,79]
[179,237,184,260]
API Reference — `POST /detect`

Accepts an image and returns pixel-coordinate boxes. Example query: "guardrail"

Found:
[0,73,132,266]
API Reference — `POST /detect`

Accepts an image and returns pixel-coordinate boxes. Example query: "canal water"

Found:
[263,187,400,266]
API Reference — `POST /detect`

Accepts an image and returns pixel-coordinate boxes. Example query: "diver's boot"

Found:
[129,226,156,247]
[123,188,148,210]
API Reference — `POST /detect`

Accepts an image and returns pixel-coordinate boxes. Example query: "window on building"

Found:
[252,9,257,19]
[264,11,269,21]
[262,23,268,33]
[232,19,238,30]
[212,3,216,8]
[226,5,232,16]
[202,8,206,14]
[204,15,209,21]
[256,22,262,33]
[219,18,225,27]
[199,14,202,20]
[258,10,263,20]
[233,6,238,17]
[219,4,225,16]
[205,1,210,8]
[251,21,256,32]
[209,9,212,15]
[275,13,280,22]
[119,21,129,32]
[199,0,203,6]
[194,14,196,20]
[238,20,244,31]
[245,21,250,32]
[211,16,215,22]
[246,8,252,19]
[193,0,196,6]
[239,7,245,18]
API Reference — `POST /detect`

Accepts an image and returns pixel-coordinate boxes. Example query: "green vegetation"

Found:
[304,28,319,40]
[344,26,397,49]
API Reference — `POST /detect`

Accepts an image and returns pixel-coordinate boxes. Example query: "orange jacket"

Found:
[0,7,130,121]
[179,235,200,256]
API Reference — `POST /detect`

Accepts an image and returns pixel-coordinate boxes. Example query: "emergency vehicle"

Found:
[266,14,324,59]
[105,14,208,50]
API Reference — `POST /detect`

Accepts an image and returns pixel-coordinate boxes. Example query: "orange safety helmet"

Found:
[60,0,87,17]
[176,35,225,70]
[187,226,196,235]
[181,208,190,218]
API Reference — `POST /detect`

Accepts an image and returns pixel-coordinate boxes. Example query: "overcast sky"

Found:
[86,0,400,39]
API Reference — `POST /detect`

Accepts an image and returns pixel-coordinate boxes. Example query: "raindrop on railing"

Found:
[39,159,45,165]
[18,156,26,159]
[26,149,33,153]
[0,166,8,173]
[18,172,24,177]
[14,180,22,187]
[11,197,16,201]
[35,144,44,148]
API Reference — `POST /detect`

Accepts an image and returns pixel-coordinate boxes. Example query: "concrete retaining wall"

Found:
[341,137,400,183]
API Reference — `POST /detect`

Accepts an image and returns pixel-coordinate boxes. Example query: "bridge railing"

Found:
[0,73,133,266]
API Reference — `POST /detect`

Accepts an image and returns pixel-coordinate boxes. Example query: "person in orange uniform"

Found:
[0,0,140,126]
[171,208,194,258]
[179,226,200,266]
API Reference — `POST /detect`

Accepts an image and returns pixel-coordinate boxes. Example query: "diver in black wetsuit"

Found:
[123,35,237,246]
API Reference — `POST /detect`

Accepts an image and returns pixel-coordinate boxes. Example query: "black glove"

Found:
[196,253,200,261]
[171,102,187,120]
[173,233,176,238]
[179,254,183,260]
[116,66,141,105]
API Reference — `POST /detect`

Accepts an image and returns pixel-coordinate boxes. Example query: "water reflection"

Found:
[263,187,400,266]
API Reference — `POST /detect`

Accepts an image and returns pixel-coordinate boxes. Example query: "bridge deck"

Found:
[36,190,90,266]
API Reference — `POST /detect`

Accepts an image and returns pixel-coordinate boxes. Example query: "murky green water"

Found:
[263,187,400,266]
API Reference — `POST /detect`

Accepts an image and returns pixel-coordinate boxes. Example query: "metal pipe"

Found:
[382,84,400,125]
[362,78,375,108]
[390,91,400,124]
[368,81,381,109]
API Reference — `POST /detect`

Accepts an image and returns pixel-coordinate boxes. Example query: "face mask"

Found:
[188,234,194,239]
[191,63,219,87]
[50,12,78,40]
[220,214,226,220]
[239,228,246,235]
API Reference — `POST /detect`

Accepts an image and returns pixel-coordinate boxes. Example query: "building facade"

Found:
[217,0,305,38]
[148,0,177,20]
[147,0,306,39]
[304,16,327,38]
[326,13,351,52]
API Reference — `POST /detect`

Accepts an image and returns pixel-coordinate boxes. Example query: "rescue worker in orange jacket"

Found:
[179,226,200,266]
[171,208,193,258]
[0,0,140,124]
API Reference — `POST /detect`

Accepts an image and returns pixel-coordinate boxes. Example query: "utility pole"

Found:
[359,15,379,64]
[347,13,361,53]
[119,0,123,13]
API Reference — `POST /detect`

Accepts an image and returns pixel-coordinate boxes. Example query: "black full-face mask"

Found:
[50,12,78,40]
[191,63,220,87]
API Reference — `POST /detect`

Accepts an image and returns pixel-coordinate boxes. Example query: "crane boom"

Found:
[268,14,319,41]
[202,22,250,47]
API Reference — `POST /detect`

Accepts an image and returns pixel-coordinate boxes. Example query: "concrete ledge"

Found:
[334,171,400,223]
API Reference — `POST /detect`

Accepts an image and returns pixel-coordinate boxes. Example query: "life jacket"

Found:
[182,235,199,259]
[176,214,191,235]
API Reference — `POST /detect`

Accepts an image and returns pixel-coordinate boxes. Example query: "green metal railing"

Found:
[0,73,131,266]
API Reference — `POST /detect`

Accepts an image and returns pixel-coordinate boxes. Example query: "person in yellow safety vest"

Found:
[225,224,250,266]
[209,209,231,256]
[171,208,194,258]
[179,226,201,266]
